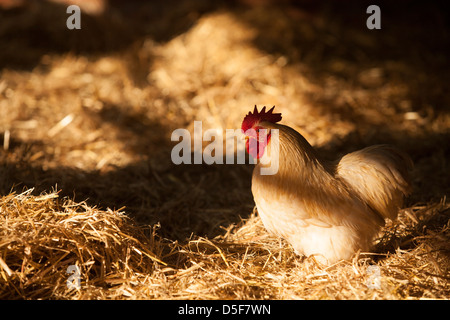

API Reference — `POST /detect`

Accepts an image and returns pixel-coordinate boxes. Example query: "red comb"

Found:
[241,105,282,132]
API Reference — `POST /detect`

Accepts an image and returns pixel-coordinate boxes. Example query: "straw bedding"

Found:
[0,0,449,299]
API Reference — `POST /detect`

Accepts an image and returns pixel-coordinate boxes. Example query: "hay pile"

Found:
[0,189,165,299]
[0,1,449,299]
[1,189,449,299]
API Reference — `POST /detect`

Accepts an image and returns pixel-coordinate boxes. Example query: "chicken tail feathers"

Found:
[336,145,413,221]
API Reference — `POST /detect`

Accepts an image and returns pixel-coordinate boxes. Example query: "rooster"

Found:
[242,106,412,264]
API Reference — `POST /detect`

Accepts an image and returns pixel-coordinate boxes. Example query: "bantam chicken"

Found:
[242,106,413,264]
